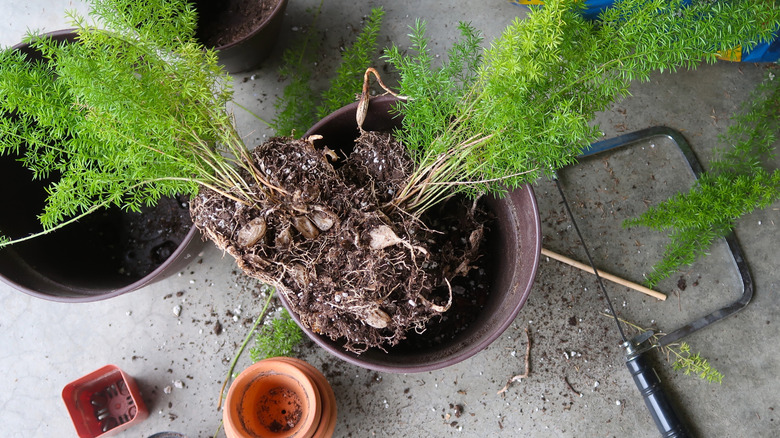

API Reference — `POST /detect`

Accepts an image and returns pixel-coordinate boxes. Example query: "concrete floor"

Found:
[1,1,778,437]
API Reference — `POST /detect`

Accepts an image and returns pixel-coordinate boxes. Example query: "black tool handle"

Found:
[625,353,690,438]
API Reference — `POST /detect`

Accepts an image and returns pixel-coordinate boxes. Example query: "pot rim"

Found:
[0,224,202,303]
[223,358,322,438]
[272,357,338,438]
[10,28,77,50]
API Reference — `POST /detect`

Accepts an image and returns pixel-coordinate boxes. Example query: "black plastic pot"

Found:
[195,0,289,73]
[0,30,203,302]
[288,95,542,372]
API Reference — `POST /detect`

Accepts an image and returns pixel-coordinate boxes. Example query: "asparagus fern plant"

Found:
[383,0,780,214]
[1,0,778,255]
[0,0,257,247]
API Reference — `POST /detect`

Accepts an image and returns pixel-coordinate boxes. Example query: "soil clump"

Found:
[191,131,488,352]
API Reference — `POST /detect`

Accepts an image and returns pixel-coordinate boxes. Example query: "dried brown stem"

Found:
[357,67,405,131]
[564,375,582,397]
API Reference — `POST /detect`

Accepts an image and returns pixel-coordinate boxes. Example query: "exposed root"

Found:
[420,278,453,313]
[564,376,582,398]
[497,327,532,395]
[191,133,487,353]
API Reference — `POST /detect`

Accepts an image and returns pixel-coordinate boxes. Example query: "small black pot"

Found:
[286,95,542,372]
[195,0,289,73]
[0,30,203,302]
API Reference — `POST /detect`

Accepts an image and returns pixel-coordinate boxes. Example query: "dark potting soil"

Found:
[391,199,495,351]
[116,194,193,278]
[0,152,192,288]
[191,132,488,353]
[195,0,280,48]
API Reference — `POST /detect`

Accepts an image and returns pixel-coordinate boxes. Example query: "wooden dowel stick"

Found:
[541,247,666,301]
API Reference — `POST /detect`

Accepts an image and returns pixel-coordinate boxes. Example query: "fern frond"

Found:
[249,309,304,362]
[317,7,385,119]
[0,0,252,243]
[389,0,780,214]
[671,342,724,384]
[626,73,780,287]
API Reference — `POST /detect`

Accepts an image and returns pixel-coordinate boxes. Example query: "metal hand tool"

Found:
[555,126,754,437]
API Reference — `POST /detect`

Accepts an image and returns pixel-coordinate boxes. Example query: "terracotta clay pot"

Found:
[223,357,337,438]
[288,95,542,373]
[0,30,204,302]
[195,0,289,73]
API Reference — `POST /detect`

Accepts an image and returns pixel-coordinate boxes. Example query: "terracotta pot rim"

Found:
[272,357,338,438]
[224,358,322,438]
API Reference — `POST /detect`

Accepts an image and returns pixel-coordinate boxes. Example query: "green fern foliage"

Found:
[625,75,780,287]
[271,5,385,136]
[249,309,304,362]
[317,7,385,119]
[270,2,323,137]
[0,0,249,246]
[384,20,483,159]
[671,342,724,384]
[384,0,780,213]
[613,315,724,383]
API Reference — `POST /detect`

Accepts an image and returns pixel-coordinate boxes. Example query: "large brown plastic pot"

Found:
[195,0,289,73]
[223,357,337,438]
[289,95,541,373]
[0,30,203,302]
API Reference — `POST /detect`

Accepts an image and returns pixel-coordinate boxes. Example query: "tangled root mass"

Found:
[191,131,486,353]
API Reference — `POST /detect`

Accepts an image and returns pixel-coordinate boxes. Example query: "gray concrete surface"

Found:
[1,1,778,437]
